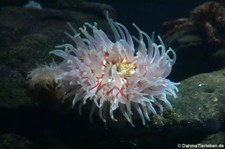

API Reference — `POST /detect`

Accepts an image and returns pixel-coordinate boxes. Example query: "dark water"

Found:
[97,0,208,34]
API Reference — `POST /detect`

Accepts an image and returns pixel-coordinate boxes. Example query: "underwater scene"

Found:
[0,0,225,148]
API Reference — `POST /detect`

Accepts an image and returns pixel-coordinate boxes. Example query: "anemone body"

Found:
[28,13,179,126]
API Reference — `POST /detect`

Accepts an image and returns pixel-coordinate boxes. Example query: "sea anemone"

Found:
[28,12,179,126]
[28,61,61,89]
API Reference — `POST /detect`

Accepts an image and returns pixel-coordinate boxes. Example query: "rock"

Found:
[167,69,225,129]
[0,133,34,149]
[0,6,115,109]
[0,5,115,148]
[0,0,116,18]
[200,132,225,146]
[171,69,225,123]
[162,1,225,81]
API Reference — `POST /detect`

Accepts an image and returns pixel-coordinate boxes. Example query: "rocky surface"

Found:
[0,4,114,109]
[200,131,225,145]
[162,1,225,81]
[0,0,116,18]
[0,3,116,149]
[0,133,34,149]
[171,68,225,123]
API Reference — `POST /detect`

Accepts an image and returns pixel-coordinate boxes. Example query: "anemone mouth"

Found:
[102,57,136,78]
[115,59,136,78]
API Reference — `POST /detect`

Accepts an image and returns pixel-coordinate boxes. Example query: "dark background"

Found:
[0,0,212,34]
[92,0,209,34]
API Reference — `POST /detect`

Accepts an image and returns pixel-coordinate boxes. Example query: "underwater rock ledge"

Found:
[169,68,225,126]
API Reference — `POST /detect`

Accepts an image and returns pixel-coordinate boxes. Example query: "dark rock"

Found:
[200,132,225,146]
[0,133,35,149]
[0,3,117,149]
[0,0,116,18]
[0,6,114,109]
[169,68,225,127]
[162,1,225,81]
